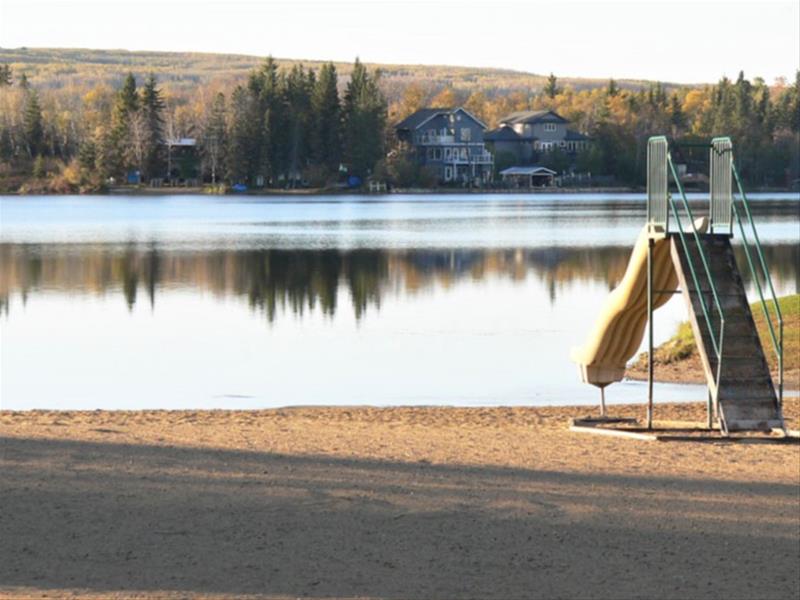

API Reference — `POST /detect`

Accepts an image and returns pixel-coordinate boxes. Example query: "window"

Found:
[544,123,557,132]
[460,128,471,142]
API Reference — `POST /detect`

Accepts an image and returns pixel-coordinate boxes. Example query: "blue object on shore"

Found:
[231,183,248,193]
[347,175,362,188]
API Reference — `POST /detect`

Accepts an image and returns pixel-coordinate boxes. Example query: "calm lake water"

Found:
[1,193,798,410]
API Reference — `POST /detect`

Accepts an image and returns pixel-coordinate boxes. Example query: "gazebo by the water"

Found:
[499,165,556,187]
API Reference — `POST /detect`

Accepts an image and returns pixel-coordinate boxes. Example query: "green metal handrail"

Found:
[730,160,784,410]
[666,153,726,412]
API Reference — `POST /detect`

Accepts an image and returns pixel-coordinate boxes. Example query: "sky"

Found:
[1,0,798,84]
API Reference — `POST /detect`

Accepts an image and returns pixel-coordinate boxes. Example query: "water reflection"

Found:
[2,243,797,320]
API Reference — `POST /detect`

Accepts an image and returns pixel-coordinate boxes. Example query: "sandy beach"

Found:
[1,400,799,600]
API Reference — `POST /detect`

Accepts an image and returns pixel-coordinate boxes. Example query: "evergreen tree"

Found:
[227,85,252,183]
[544,73,559,99]
[0,64,12,86]
[312,62,342,173]
[23,90,44,157]
[78,139,97,171]
[285,64,313,183]
[0,126,13,161]
[342,58,387,178]
[109,73,139,177]
[140,74,165,179]
[669,93,685,134]
[258,56,289,184]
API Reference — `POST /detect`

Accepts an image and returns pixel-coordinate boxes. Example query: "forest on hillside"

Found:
[0,48,798,192]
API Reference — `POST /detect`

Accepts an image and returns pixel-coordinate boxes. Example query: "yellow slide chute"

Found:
[571,218,707,387]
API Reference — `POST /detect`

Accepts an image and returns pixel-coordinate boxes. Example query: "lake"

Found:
[1,193,798,410]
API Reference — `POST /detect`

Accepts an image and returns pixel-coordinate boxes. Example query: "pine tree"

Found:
[544,73,559,99]
[109,73,139,177]
[78,139,97,170]
[0,127,13,161]
[140,74,165,179]
[23,90,44,157]
[669,94,685,135]
[259,56,289,184]
[342,58,387,178]
[312,62,342,173]
[227,86,252,184]
[0,65,12,86]
[285,64,313,183]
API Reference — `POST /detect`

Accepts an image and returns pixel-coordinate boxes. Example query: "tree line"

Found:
[0,57,387,192]
[0,58,798,191]
[392,71,799,187]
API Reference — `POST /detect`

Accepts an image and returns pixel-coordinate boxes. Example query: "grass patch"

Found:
[635,294,799,373]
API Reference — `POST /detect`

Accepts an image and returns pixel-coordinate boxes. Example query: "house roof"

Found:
[500,165,557,176]
[484,125,522,142]
[395,107,487,131]
[395,108,446,131]
[500,110,568,125]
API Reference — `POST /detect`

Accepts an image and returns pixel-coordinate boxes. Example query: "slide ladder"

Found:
[653,136,785,433]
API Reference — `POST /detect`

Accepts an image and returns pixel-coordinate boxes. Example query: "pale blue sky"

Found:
[1,0,798,84]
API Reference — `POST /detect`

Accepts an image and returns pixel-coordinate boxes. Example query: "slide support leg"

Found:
[647,238,654,430]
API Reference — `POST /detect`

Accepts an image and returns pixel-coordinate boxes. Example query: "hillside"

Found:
[0,47,681,103]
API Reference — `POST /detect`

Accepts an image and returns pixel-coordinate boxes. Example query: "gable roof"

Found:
[500,110,568,126]
[395,107,487,131]
[484,125,522,142]
[395,108,446,131]
[500,165,557,176]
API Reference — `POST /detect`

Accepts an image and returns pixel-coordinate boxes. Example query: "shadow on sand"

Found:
[1,436,798,599]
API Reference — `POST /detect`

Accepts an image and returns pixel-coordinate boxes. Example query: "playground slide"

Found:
[571,218,707,387]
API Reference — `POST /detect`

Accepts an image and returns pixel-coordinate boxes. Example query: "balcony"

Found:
[416,134,455,145]
[446,151,493,164]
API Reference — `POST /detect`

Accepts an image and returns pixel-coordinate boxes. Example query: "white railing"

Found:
[416,134,455,144]
[448,152,493,164]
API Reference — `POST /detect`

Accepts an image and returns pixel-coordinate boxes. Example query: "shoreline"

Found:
[2,185,798,197]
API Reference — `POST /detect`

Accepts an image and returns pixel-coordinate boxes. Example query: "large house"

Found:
[395,107,494,185]
[484,110,590,165]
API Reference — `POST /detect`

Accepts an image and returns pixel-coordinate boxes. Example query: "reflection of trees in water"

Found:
[1,242,797,320]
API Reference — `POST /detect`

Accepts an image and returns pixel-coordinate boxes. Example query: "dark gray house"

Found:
[395,107,493,185]
[484,110,590,165]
